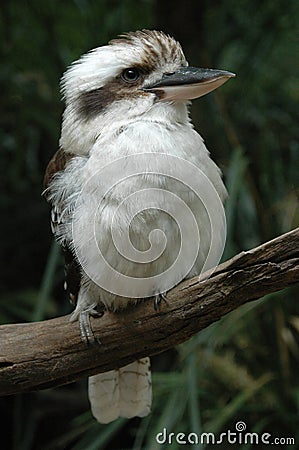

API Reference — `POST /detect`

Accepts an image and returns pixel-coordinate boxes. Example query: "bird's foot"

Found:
[154,292,168,311]
[71,303,104,345]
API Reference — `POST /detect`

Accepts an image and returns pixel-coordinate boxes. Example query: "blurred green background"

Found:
[1,0,298,449]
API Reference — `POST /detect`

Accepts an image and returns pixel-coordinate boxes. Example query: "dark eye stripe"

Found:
[77,67,148,119]
[78,87,116,118]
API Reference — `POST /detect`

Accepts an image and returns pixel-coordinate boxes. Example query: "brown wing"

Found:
[44,148,81,305]
[44,147,75,189]
[63,246,81,305]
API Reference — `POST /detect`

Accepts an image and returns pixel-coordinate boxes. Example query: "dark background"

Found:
[0,0,298,449]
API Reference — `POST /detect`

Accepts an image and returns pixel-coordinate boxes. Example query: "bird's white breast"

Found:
[52,113,226,309]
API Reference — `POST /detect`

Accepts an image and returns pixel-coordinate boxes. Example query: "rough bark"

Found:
[0,228,298,396]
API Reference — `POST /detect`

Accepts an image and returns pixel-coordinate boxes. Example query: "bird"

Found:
[44,29,234,424]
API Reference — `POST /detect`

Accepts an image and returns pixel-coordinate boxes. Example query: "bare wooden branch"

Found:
[0,228,298,396]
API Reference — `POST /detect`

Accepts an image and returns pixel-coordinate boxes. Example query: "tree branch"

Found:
[0,228,298,396]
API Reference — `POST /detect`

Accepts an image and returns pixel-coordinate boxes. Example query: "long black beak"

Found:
[144,67,235,101]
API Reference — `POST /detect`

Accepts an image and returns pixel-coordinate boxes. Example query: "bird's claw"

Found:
[78,305,104,345]
[154,292,168,311]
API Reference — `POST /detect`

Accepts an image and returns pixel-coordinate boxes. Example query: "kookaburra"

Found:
[44,30,234,424]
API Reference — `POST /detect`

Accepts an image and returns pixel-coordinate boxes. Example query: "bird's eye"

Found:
[121,68,141,83]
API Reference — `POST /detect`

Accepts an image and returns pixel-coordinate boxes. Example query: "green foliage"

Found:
[0,0,298,449]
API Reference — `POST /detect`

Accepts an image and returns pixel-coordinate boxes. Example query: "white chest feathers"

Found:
[49,119,227,309]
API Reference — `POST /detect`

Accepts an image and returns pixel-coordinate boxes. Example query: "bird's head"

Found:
[60,30,235,153]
